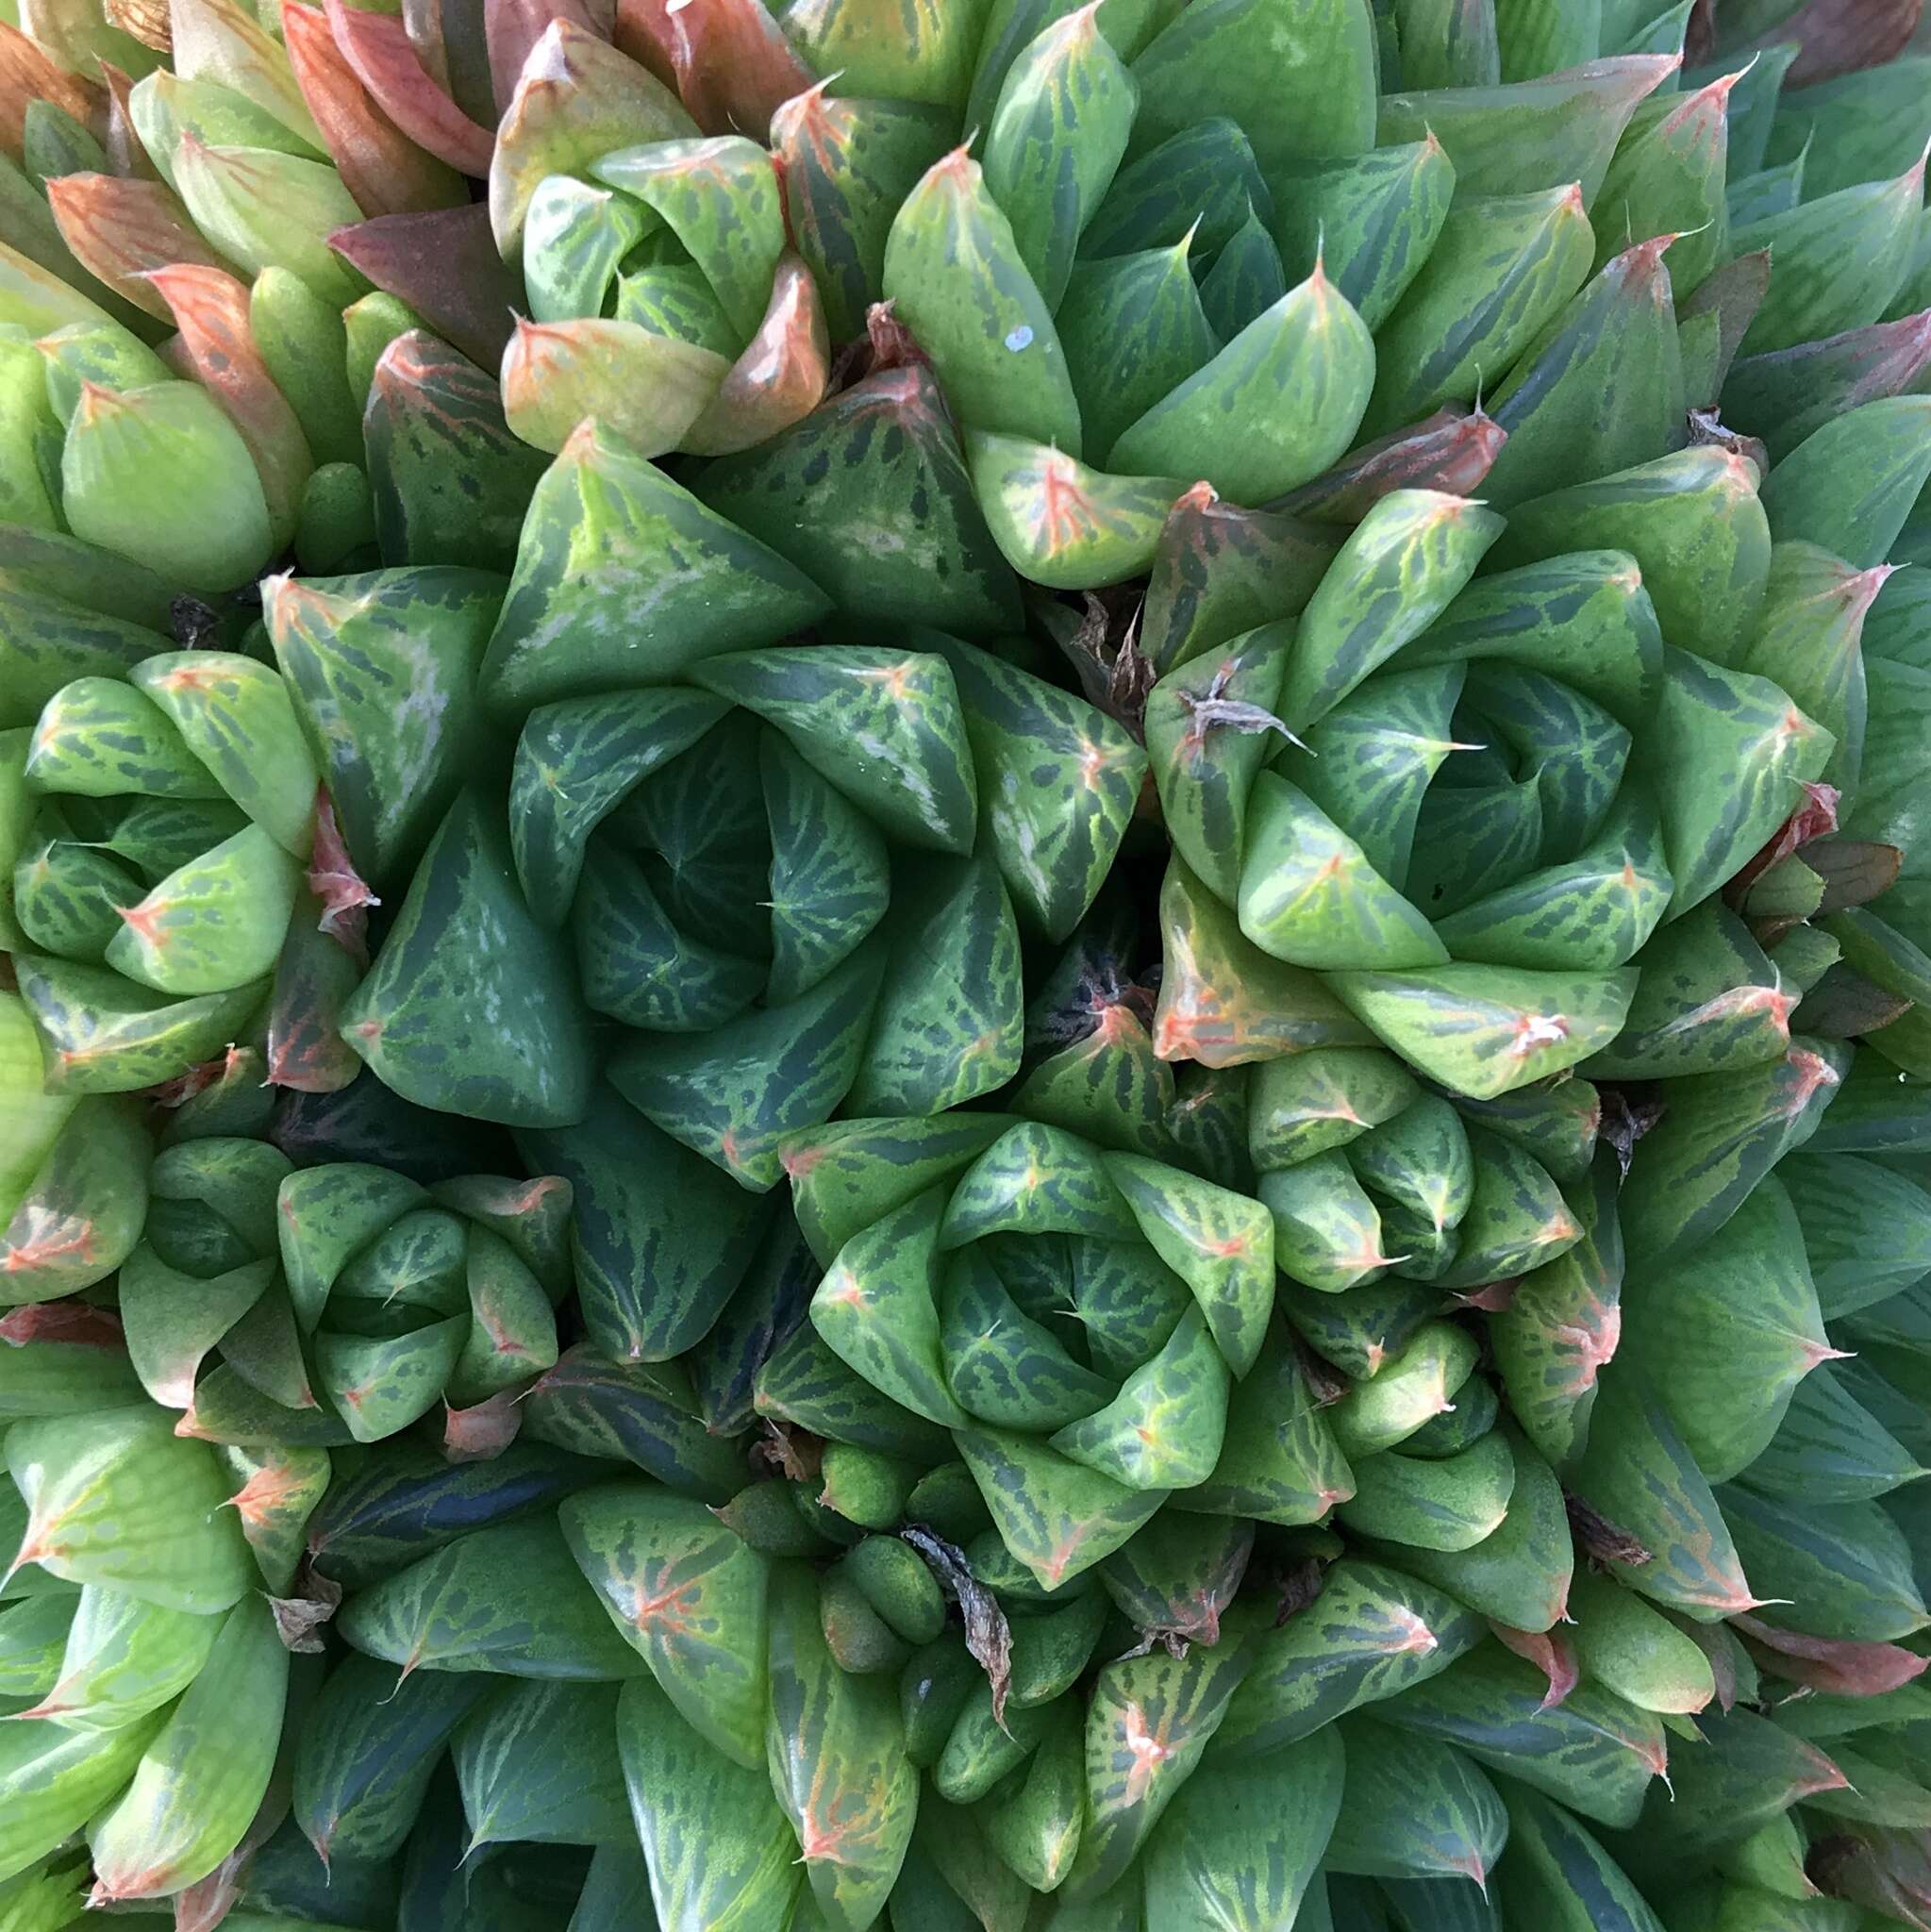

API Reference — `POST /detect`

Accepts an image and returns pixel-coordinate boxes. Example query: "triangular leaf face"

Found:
[561,1484,769,1769]
[1581,901,1794,1080]
[103,824,301,996]
[316,1314,467,1444]
[1617,1177,1835,1484]
[770,92,954,342]
[1102,1153,1274,1375]
[1377,1643,1666,1831]
[453,1679,629,1852]
[698,645,978,856]
[957,1424,1166,1591]
[608,945,883,1191]
[1068,1617,1266,1896]
[812,1184,969,1428]
[1110,268,1376,504]
[1490,1159,1624,1470]
[1433,792,1673,971]
[14,952,268,1095]
[941,1244,1116,1430]
[478,422,831,715]
[7,1407,253,1613]
[1278,489,1504,733]
[938,635,1147,941]
[780,1113,1014,1271]
[1173,1322,1353,1526]
[753,1324,955,1464]
[1718,1487,1928,1645]
[762,733,891,1004]
[1238,773,1448,973]
[617,1674,802,1932]
[1145,619,1292,905]
[266,569,504,893]
[1433,1132,1582,1291]
[941,1123,1140,1247]
[1743,1362,1926,1503]
[1273,662,1469,896]
[336,1517,651,1680]
[846,853,1023,1117]
[1325,1717,1507,1887]
[1335,1434,1516,1554]
[1050,1307,1231,1491]
[696,366,1024,638]
[340,792,593,1130]
[1258,1151,1396,1295]
[364,333,549,575]
[1617,1039,1850,1261]
[1143,1727,1344,1930]
[1156,858,1373,1068]
[1482,234,1689,511]
[1214,1557,1483,1757]
[1332,962,1639,1100]
[881,148,1083,455]
[517,1087,770,1365]
[764,1565,918,1928]
[1647,647,1835,917]
[1569,1380,1756,1620]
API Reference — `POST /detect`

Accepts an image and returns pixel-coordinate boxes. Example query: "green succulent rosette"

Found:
[0,1389,312,1905]
[501,129,838,463]
[1148,456,1851,1107]
[10,648,325,1096]
[766,1108,1333,1584]
[107,1120,575,1448]
[264,383,1144,1150]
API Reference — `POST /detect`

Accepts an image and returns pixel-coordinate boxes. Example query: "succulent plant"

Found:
[1,0,1930,1925]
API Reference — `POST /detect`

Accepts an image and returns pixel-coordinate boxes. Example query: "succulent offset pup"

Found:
[2,0,1931,1925]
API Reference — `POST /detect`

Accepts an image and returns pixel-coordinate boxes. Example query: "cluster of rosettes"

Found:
[2,0,1931,1928]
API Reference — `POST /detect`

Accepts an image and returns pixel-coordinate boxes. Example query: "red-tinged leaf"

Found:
[1679,1615,1740,1712]
[1736,1616,1931,1698]
[143,262,314,552]
[1728,781,1843,898]
[45,174,240,322]
[0,23,106,160]
[101,63,162,181]
[283,1,468,217]
[267,883,364,1093]
[1739,0,1925,86]
[667,0,813,138]
[1490,1623,1579,1709]
[611,0,674,79]
[1809,1831,1931,1931]
[308,790,380,958]
[329,201,524,369]
[1809,839,1907,914]
[1271,406,1507,525]
[141,1042,254,1108]
[1457,1277,1520,1312]
[683,252,830,456]
[0,1300,125,1347]
[444,1389,526,1461]
[325,0,494,175]
[485,0,612,113]
[167,1774,287,1932]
